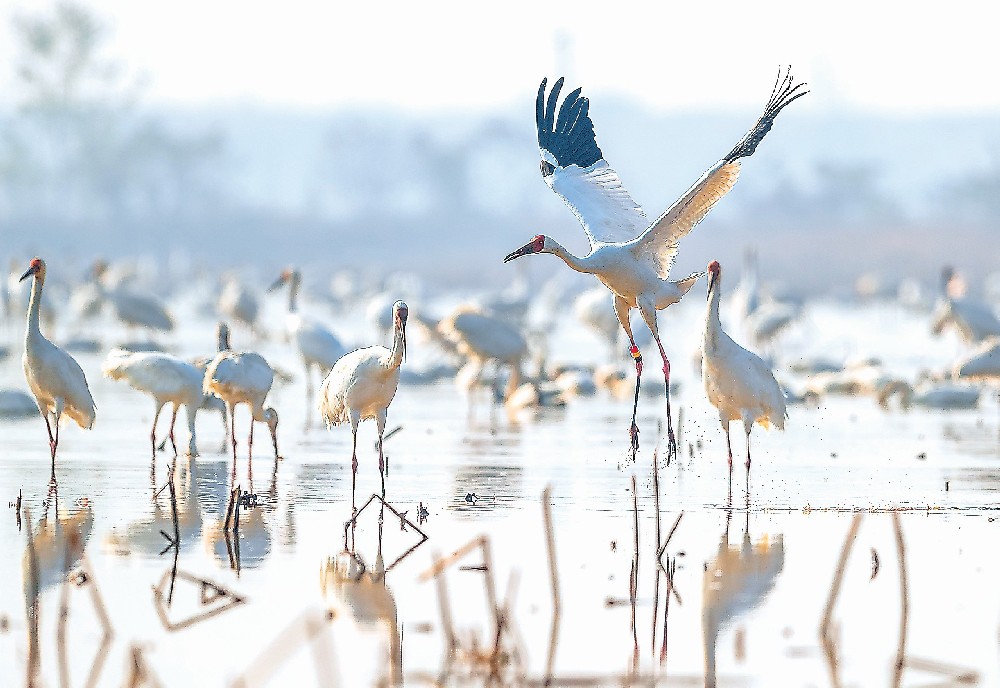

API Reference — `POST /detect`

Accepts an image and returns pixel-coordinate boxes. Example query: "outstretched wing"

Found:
[631,68,808,278]
[537,77,647,249]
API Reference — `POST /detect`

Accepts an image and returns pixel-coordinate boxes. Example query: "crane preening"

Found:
[504,69,806,461]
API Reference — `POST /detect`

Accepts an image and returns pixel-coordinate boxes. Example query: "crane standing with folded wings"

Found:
[504,69,807,461]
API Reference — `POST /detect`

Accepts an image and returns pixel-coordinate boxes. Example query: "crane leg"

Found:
[615,295,642,460]
[303,363,313,433]
[43,412,57,477]
[151,402,164,457]
[228,403,238,467]
[653,336,678,463]
[378,436,385,499]
[168,405,179,456]
[351,427,359,516]
[52,412,61,479]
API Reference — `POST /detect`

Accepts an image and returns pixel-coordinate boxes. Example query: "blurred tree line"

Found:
[0,2,223,223]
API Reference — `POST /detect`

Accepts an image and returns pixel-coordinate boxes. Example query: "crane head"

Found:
[503,235,547,263]
[267,268,296,293]
[19,257,45,283]
[707,260,721,297]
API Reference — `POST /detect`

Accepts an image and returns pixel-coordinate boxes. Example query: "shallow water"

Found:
[0,297,998,686]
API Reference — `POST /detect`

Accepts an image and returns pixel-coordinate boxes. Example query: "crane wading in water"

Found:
[504,70,806,461]
[319,301,407,515]
[702,261,787,488]
[21,258,97,480]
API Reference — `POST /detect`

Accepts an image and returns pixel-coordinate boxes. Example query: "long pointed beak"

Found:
[504,241,536,263]
[19,266,37,282]
[270,425,280,458]
[397,314,408,361]
[707,272,717,299]
[266,275,287,293]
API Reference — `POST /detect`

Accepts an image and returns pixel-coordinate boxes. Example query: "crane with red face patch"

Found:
[702,261,787,489]
[20,258,97,481]
[504,70,806,462]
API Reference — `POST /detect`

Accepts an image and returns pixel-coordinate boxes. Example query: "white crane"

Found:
[931,267,1000,344]
[20,258,97,480]
[217,276,260,334]
[437,305,528,402]
[702,261,787,484]
[504,70,806,460]
[102,350,207,456]
[269,268,346,428]
[204,350,280,468]
[574,287,620,358]
[95,261,174,334]
[319,301,407,512]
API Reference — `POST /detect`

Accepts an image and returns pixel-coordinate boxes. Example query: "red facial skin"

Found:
[532,235,545,253]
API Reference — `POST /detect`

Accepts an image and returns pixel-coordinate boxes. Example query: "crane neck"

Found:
[25,273,44,341]
[287,274,300,314]
[705,274,723,349]
[548,243,594,275]
[384,321,406,370]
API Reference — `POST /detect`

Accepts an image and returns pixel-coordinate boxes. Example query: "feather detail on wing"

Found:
[631,67,807,279]
[631,161,741,278]
[548,161,648,247]
[537,77,647,248]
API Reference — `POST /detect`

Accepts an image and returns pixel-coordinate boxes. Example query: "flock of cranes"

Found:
[8,68,1000,505]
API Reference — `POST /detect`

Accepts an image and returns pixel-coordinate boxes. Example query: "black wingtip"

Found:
[724,66,808,163]
[535,76,603,169]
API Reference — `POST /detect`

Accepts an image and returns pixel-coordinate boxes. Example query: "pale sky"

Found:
[0,0,997,114]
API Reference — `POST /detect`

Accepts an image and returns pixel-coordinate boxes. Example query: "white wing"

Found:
[536,78,647,248]
[632,69,808,279]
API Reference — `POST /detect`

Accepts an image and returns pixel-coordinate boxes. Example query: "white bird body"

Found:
[102,350,205,455]
[931,297,1000,344]
[218,278,259,331]
[20,258,96,477]
[104,286,174,332]
[702,261,786,478]
[955,338,1000,379]
[319,301,407,508]
[438,306,528,401]
[204,350,279,463]
[270,268,346,428]
[505,71,806,460]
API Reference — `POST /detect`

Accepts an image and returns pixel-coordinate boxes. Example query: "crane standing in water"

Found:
[20,258,97,480]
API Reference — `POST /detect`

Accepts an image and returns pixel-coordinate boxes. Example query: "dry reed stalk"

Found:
[542,485,560,685]
[891,512,909,688]
[820,512,863,688]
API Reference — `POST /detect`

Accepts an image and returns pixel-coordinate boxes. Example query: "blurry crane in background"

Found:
[269,267,347,429]
[504,69,806,461]
[217,275,260,336]
[931,267,1000,344]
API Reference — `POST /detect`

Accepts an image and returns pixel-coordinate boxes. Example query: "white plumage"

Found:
[320,301,407,509]
[102,350,206,456]
[204,350,280,464]
[20,258,97,479]
[437,306,528,401]
[955,338,1000,380]
[269,268,346,428]
[504,71,806,460]
[217,277,260,333]
[702,261,787,482]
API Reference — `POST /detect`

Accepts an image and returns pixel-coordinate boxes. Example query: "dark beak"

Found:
[397,312,408,361]
[266,275,287,293]
[19,265,37,282]
[707,272,717,299]
[504,241,536,263]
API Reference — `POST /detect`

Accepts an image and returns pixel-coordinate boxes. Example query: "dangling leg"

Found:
[168,404,179,456]
[614,296,642,459]
[376,410,387,499]
[638,300,677,462]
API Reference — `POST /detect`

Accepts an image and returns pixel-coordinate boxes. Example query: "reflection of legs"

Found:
[615,296,642,458]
